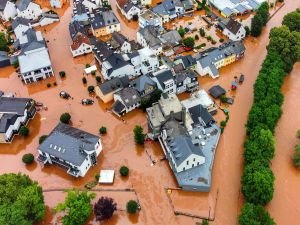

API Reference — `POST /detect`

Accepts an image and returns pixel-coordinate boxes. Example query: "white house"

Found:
[139,9,162,28]
[137,26,163,55]
[70,33,93,57]
[37,123,103,178]
[32,13,60,27]
[217,18,246,41]
[130,47,159,75]
[175,70,198,94]
[16,0,42,20]
[12,16,31,39]
[50,0,64,8]
[152,69,176,95]
[111,87,141,117]
[110,32,131,53]
[0,0,17,21]
[0,96,36,143]
[116,0,140,21]
[141,0,152,6]
[82,0,99,12]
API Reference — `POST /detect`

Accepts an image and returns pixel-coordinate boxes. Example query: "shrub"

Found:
[182,37,195,48]
[297,129,300,138]
[219,38,224,42]
[207,35,212,41]
[88,86,95,93]
[60,112,71,124]
[13,60,19,68]
[126,200,138,214]
[96,76,101,83]
[239,203,275,225]
[47,83,51,88]
[202,219,209,225]
[220,121,226,127]
[91,70,96,76]
[178,27,186,37]
[82,77,87,84]
[19,126,29,136]
[99,126,107,134]
[119,166,129,176]
[195,34,199,40]
[220,95,227,103]
[292,145,300,169]
[94,197,117,221]
[22,153,34,164]
[53,82,57,86]
[199,28,205,37]
[85,64,91,68]
[39,135,48,144]
[133,125,146,145]
[59,71,66,78]
[244,26,250,36]
[211,40,216,45]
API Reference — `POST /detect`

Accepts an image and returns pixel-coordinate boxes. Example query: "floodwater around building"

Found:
[0,0,299,224]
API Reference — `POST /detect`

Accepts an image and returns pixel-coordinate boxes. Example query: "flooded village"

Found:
[0,0,300,225]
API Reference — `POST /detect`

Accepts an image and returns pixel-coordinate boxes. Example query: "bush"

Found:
[207,35,212,41]
[19,126,29,136]
[297,129,300,138]
[219,38,224,42]
[292,145,300,169]
[47,83,51,88]
[94,197,117,221]
[88,86,95,93]
[53,82,57,86]
[39,135,48,144]
[182,37,195,48]
[195,34,199,40]
[99,126,107,134]
[59,71,66,78]
[244,26,250,36]
[239,203,275,225]
[119,166,129,176]
[60,112,71,124]
[96,76,101,83]
[22,153,34,164]
[202,219,209,225]
[13,60,19,68]
[91,70,96,76]
[220,121,226,127]
[211,40,216,45]
[133,125,146,145]
[178,27,186,37]
[199,28,205,37]
[126,200,138,214]
[82,77,87,84]
[85,64,91,68]
[220,95,227,103]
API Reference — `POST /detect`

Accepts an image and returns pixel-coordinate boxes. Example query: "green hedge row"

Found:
[239,10,300,225]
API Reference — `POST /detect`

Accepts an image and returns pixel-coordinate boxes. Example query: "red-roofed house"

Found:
[70,33,93,57]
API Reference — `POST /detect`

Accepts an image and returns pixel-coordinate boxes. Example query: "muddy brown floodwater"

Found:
[0,0,299,225]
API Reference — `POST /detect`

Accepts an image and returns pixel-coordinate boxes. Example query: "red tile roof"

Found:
[116,0,129,9]
[70,33,91,51]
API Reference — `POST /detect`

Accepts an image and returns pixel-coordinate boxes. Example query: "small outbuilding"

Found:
[98,170,115,184]
[208,85,226,99]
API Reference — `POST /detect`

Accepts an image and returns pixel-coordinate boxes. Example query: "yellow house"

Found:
[91,11,120,37]
[95,77,129,103]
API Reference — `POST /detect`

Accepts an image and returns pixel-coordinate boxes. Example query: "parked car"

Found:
[239,74,245,84]
[59,91,71,99]
[81,99,94,105]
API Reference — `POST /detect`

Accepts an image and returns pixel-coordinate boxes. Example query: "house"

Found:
[36,13,60,27]
[37,123,103,177]
[137,26,163,55]
[0,51,10,67]
[175,70,198,94]
[0,0,17,21]
[72,0,90,22]
[91,10,120,37]
[16,0,42,20]
[208,85,226,99]
[82,0,99,12]
[11,16,30,39]
[130,47,159,75]
[129,74,157,98]
[116,0,140,21]
[146,94,221,191]
[151,69,176,95]
[217,18,246,41]
[70,33,93,57]
[195,41,245,79]
[0,95,36,143]
[160,30,182,55]
[109,32,131,53]
[111,87,141,117]
[101,53,135,80]
[50,0,64,8]
[69,20,91,40]
[173,55,196,70]
[141,0,152,6]
[91,38,113,63]
[139,9,162,28]
[18,29,54,84]
[95,76,130,103]
[152,4,170,23]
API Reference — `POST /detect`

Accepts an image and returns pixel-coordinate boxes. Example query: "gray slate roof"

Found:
[12,17,30,30]
[175,70,197,83]
[138,26,162,48]
[0,0,8,11]
[129,74,156,94]
[154,69,174,89]
[188,104,214,127]
[99,76,129,95]
[39,123,99,166]
[160,30,182,47]
[116,87,141,108]
[112,32,127,46]
[16,0,31,11]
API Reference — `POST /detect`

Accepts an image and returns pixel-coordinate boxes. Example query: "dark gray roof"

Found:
[91,38,113,60]
[115,87,141,108]
[0,113,18,133]
[155,69,174,89]
[99,76,129,95]
[188,104,214,127]
[16,0,31,11]
[91,11,119,29]
[174,55,196,68]
[0,0,8,11]
[112,32,127,46]
[160,30,182,47]
[39,123,99,166]
[122,1,136,13]
[69,21,90,39]
[105,54,130,76]
[0,51,10,67]
[111,100,126,114]
[12,17,30,30]
[138,26,162,48]
[208,85,226,98]
[218,18,242,35]
[152,4,168,16]
[175,70,197,83]
[19,29,46,53]
[0,96,32,114]
[129,74,156,94]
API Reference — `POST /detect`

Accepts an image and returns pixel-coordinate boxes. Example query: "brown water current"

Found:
[0,0,299,224]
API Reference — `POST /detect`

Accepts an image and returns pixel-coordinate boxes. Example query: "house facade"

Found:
[152,69,176,95]
[139,9,162,28]
[50,0,64,8]
[70,33,93,57]
[0,0,17,21]
[12,16,31,39]
[91,10,120,37]
[38,123,103,177]
[137,26,163,55]
[16,0,42,20]
[217,18,246,41]
[175,70,199,94]
[0,95,36,143]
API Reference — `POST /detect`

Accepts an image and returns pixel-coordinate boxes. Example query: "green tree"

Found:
[88,85,95,93]
[199,28,205,37]
[251,14,263,37]
[202,219,209,225]
[0,173,45,225]
[60,112,71,124]
[239,203,275,225]
[99,126,107,134]
[178,27,186,37]
[133,125,146,145]
[119,166,129,176]
[19,126,29,136]
[55,190,95,225]
[183,37,195,48]
[22,153,34,164]
[39,135,48,144]
[96,76,102,83]
[292,144,300,169]
[0,32,8,51]
[59,71,66,78]
[126,200,138,214]
[82,77,87,84]
[297,129,300,139]
[282,9,300,32]
[241,162,274,205]
[244,26,250,36]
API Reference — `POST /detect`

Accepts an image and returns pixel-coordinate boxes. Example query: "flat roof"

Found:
[18,49,51,74]
[99,170,115,184]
